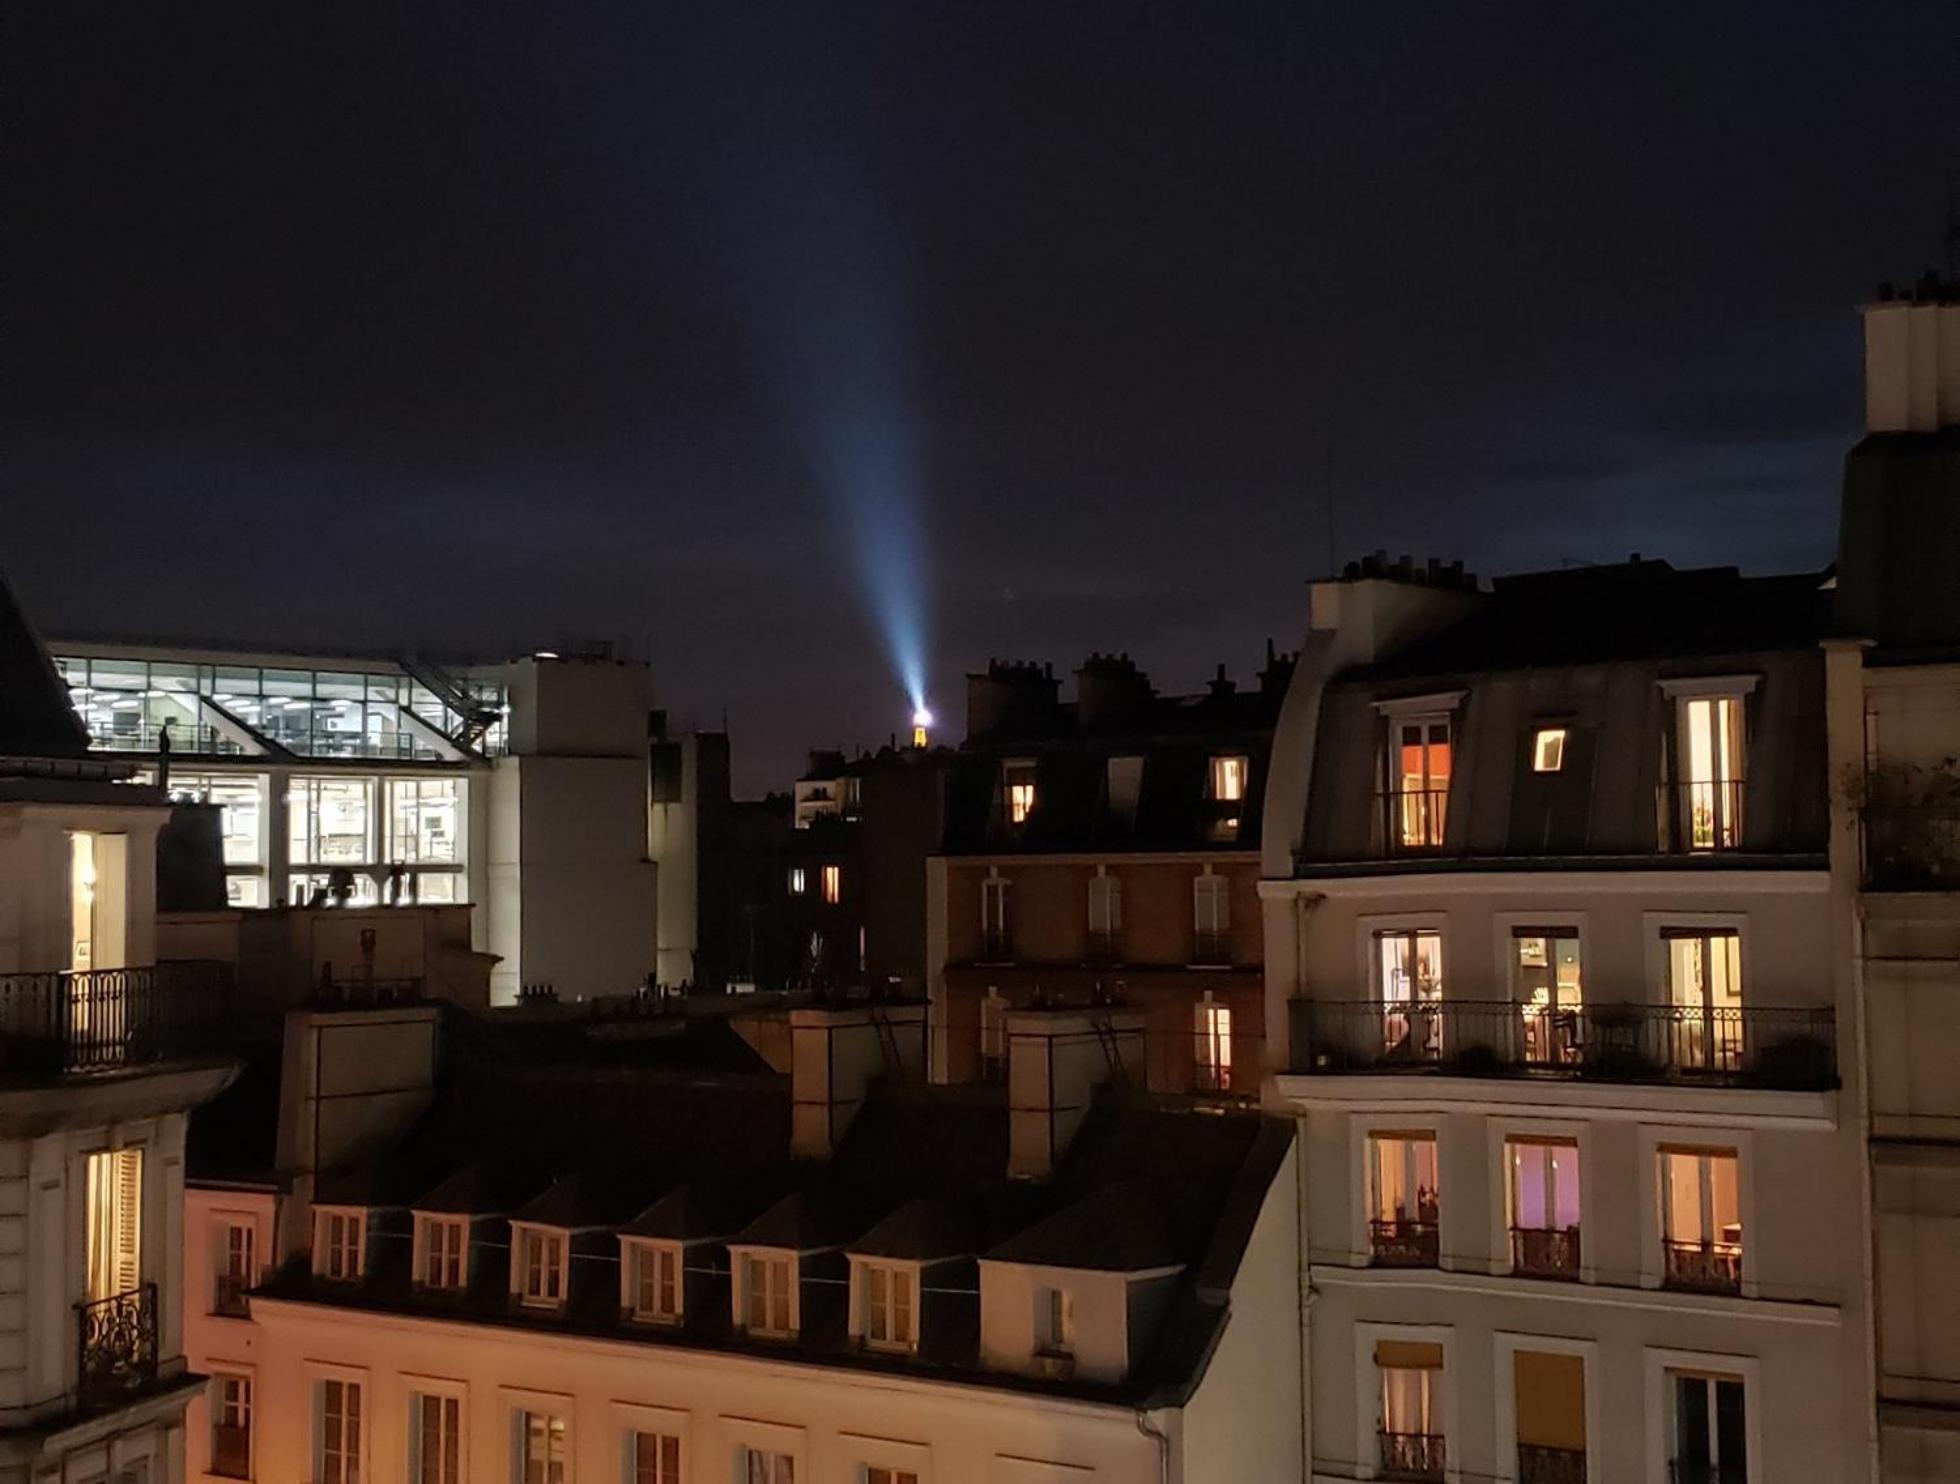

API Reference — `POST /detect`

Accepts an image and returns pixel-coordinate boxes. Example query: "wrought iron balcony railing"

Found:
[1519,1443,1588,1484]
[1369,1217,1440,1268]
[1658,779,1746,853]
[1668,1463,1747,1484]
[1511,1225,1583,1279]
[76,1284,159,1405]
[1379,1430,1447,1480]
[1190,930,1231,967]
[1381,788,1450,853]
[1663,1239,1743,1294]
[1288,998,1836,1090]
[0,962,232,1076]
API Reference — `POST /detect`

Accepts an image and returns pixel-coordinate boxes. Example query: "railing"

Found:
[0,962,232,1076]
[1659,779,1745,853]
[1380,789,1449,852]
[1663,1240,1742,1294]
[1863,804,1960,890]
[1518,1443,1587,1484]
[76,1284,159,1404]
[1369,1218,1439,1267]
[1085,930,1121,965]
[1511,1225,1583,1279]
[1289,998,1836,1090]
[1379,1430,1447,1480]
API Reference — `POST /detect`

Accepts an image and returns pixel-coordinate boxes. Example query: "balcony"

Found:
[1369,1217,1439,1268]
[1663,1239,1742,1294]
[1190,930,1231,967]
[1381,789,1449,853]
[0,962,232,1077]
[979,929,1014,962]
[1378,1430,1446,1480]
[76,1284,159,1405]
[1658,779,1745,853]
[1863,804,1960,891]
[1288,998,1836,1091]
[1511,1225,1583,1280]
[1519,1444,1587,1484]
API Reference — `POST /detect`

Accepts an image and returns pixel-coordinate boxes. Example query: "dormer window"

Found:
[860,1261,917,1353]
[625,1239,683,1325]
[1003,759,1037,827]
[1105,755,1144,827]
[1208,754,1248,802]
[1035,1284,1075,1357]
[313,1207,366,1282]
[416,1214,467,1290]
[1660,678,1755,852]
[738,1250,796,1338]
[514,1225,568,1308]
[1389,717,1452,850]
[1531,727,1567,773]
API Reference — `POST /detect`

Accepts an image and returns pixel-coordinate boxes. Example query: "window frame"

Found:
[980,873,1012,959]
[1374,694,1461,852]
[1002,759,1037,828]
[215,1213,257,1317]
[820,864,842,905]
[312,1371,367,1484]
[404,1382,465,1484]
[511,1223,570,1309]
[313,1206,366,1283]
[1641,1348,1762,1484]
[1531,726,1569,773]
[858,1259,919,1353]
[510,1405,570,1484]
[1194,994,1232,1092]
[622,1238,684,1326]
[211,1369,253,1480]
[1034,1282,1075,1358]
[1353,1322,1457,1482]
[1638,1126,1753,1296]
[732,1248,798,1339]
[415,1213,468,1291]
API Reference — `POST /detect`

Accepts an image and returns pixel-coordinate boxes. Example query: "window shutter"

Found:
[114,1150,142,1295]
[1513,1350,1587,1451]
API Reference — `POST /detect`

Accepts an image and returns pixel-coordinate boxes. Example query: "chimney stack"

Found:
[789,1003,927,1159]
[1864,273,1960,433]
[1005,1005,1145,1180]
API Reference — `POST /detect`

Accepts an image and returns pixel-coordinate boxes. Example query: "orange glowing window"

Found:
[820,865,841,904]
[1003,760,1037,826]
[1391,720,1452,849]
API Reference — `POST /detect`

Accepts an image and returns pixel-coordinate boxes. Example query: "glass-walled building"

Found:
[52,646,497,913]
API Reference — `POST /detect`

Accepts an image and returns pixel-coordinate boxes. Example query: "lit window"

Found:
[821,864,842,905]
[1375,1340,1444,1476]
[1375,929,1444,1060]
[1506,1137,1582,1276]
[742,1252,795,1337]
[288,776,375,866]
[1673,693,1746,850]
[409,1392,461,1484]
[317,1378,362,1484]
[1003,759,1037,826]
[84,1149,142,1302]
[1513,929,1583,1066]
[388,778,462,864]
[1659,1146,1742,1292]
[515,1411,567,1484]
[517,1227,567,1306]
[1367,1133,1440,1265]
[1208,754,1248,801]
[862,1262,916,1351]
[1036,1285,1074,1356]
[1195,997,1232,1091]
[212,1373,252,1479]
[632,1431,681,1484]
[1387,718,1451,849]
[216,1218,255,1316]
[314,1208,365,1282]
[1531,727,1567,772]
[419,1216,467,1290]
[629,1241,682,1324]
[1664,928,1743,1071]
[788,867,806,895]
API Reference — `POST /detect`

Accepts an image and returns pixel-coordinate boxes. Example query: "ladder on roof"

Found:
[872,1008,907,1084]
[1090,1010,1130,1088]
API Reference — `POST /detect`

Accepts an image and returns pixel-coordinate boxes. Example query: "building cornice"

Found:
[1258,866,1828,900]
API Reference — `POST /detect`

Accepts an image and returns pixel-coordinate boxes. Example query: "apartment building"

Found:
[1261,554,1865,1482]
[0,575,237,1482]
[929,651,1291,1094]
[46,638,658,1004]
[1833,271,1960,1483]
[179,995,1300,1484]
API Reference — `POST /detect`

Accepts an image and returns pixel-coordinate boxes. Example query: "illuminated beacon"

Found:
[911,706,932,749]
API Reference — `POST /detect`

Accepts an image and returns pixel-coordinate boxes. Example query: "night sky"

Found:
[7,4,1955,790]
